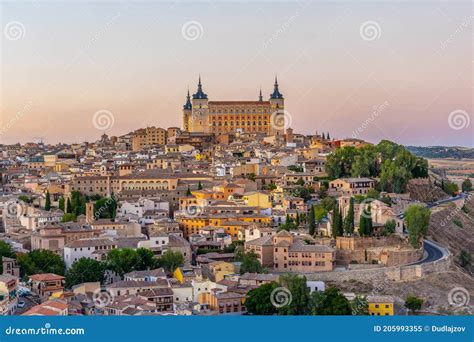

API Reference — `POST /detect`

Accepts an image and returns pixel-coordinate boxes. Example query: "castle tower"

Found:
[190,76,210,133]
[182,89,192,132]
[86,202,95,224]
[269,76,285,136]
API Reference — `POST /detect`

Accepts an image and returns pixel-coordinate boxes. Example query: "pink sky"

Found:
[1,1,472,146]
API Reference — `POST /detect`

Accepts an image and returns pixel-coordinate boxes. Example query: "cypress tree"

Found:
[308,206,316,236]
[45,191,51,211]
[343,198,355,235]
[66,198,72,214]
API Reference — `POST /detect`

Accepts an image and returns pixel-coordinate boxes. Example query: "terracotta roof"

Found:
[29,273,64,281]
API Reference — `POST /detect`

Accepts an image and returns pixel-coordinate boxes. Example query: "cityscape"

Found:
[0,0,472,331]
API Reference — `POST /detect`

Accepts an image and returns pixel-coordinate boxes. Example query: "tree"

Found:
[245,282,279,315]
[106,248,140,276]
[310,287,352,315]
[238,251,262,275]
[58,197,65,211]
[44,191,51,211]
[462,178,472,192]
[405,295,423,313]
[198,181,203,190]
[404,205,431,248]
[0,241,15,273]
[343,198,355,235]
[247,173,256,182]
[135,248,158,270]
[351,295,369,315]
[292,186,313,202]
[442,180,459,196]
[308,206,316,236]
[295,212,300,226]
[66,198,72,214]
[61,213,77,222]
[17,249,65,277]
[94,196,117,220]
[383,219,396,235]
[331,204,343,238]
[158,250,185,273]
[278,274,310,315]
[458,250,472,268]
[65,258,105,288]
[186,186,192,196]
[313,205,327,223]
[296,177,305,186]
[359,204,373,237]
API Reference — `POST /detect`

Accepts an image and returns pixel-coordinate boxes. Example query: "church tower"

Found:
[190,76,210,133]
[182,89,192,132]
[269,76,285,136]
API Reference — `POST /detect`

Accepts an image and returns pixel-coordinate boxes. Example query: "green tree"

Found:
[343,198,355,235]
[310,287,352,315]
[106,248,140,276]
[458,250,471,268]
[245,282,279,315]
[331,204,343,238]
[296,177,305,186]
[186,186,192,196]
[158,250,185,273]
[61,213,77,222]
[404,205,431,248]
[58,197,65,211]
[65,258,105,288]
[313,205,327,223]
[44,191,51,211]
[198,181,203,190]
[308,206,316,235]
[17,250,65,277]
[461,178,472,192]
[351,295,369,315]
[359,204,373,236]
[405,295,423,313]
[238,251,262,275]
[0,241,15,273]
[320,196,336,212]
[295,212,300,226]
[383,219,396,235]
[247,173,256,182]
[135,248,158,270]
[278,274,310,315]
[66,198,72,214]
[442,180,459,196]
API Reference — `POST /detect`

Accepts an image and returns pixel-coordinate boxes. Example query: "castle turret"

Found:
[190,76,210,133]
[269,76,285,136]
[182,89,192,131]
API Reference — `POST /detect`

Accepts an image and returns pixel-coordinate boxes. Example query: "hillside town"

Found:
[0,79,472,317]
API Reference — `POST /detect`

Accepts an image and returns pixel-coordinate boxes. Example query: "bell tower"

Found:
[269,76,285,136]
[190,76,210,133]
[182,89,192,132]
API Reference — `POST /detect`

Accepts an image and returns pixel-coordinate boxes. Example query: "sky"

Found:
[0,0,472,147]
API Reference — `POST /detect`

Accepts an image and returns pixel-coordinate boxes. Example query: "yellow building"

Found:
[131,126,167,151]
[183,77,286,136]
[367,295,394,316]
[242,191,271,209]
[209,261,235,282]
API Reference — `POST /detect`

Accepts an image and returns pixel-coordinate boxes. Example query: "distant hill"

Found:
[406,146,474,159]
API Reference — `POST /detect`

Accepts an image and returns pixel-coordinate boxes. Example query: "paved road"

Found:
[410,240,446,265]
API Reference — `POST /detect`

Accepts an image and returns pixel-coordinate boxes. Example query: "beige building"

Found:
[131,127,167,151]
[183,77,286,136]
[329,177,375,196]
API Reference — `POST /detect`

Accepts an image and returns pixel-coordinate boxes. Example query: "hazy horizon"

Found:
[1,0,472,147]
